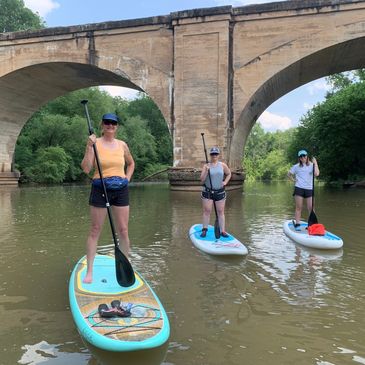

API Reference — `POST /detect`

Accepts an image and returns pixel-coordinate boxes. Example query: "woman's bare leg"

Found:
[112,205,130,258]
[83,207,107,284]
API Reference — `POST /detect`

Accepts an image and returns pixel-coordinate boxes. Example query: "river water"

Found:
[0,182,364,365]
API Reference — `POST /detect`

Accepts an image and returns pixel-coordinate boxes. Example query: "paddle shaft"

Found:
[308,160,318,226]
[201,133,220,235]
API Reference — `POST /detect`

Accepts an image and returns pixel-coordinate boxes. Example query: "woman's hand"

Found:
[87,134,96,147]
[312,157,320,176]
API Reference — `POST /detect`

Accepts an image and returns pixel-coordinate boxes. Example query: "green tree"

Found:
[259,150,291,181]
[25,146,70,183]
[125,94,173,165]
[117,116,158,179]
[243,123,293,181]
[14,88,173,183]
[326,69,365,94]
[0,0,44,32]
[289,82,365,181]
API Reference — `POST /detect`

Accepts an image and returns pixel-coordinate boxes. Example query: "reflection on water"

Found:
[18,341,91,364]
[0,182,364,365]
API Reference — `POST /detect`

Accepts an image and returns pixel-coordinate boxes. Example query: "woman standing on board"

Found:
[200,147,232,238]
[81,113,135,284]
[288,149,319,230]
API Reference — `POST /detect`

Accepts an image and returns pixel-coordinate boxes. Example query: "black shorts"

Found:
[89,185,129,207]
[201,188,226,202]
[293,186,313,198]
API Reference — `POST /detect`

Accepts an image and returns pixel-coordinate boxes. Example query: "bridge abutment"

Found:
[167,167,244,191]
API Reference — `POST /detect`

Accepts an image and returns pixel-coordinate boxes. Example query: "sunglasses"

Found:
[299,154,307,158]
[103,120,118,126]
[210,153,219,156]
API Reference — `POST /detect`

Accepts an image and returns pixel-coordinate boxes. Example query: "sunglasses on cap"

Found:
[299,154,307,158]
[103,120,118,126]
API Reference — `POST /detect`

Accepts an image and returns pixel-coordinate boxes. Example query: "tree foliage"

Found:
[0,0,45,32]
[326,69,365,94]
[14,88,173,183]
[243,123,293,181]
[289,81,365,181]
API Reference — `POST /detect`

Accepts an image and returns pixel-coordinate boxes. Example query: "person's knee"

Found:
[217,207,225,215]
[203,206,212,215]
[89,223,102,238]
[118,225,129,238]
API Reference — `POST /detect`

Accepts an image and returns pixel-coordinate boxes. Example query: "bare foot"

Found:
[83,273,93,284]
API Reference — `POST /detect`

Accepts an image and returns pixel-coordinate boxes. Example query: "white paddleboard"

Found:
[283,220,343,250]
[189,224,248,256]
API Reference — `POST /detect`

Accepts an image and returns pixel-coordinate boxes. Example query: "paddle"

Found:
[201,133,220,239]
[308,159,318,227]
[81,100,135,287]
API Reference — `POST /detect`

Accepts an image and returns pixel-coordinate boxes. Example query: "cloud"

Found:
[24,0,60,17]
[258,110,293,132]
[303,102,313,110]
[99,86,139,100]
[306,79,331,96]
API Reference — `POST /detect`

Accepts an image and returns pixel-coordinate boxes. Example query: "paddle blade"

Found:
[214,218,220,239]
[115,246,135,287]
[308,210,318,227]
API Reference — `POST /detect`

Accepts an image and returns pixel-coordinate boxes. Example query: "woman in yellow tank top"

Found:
[81,113,135,284]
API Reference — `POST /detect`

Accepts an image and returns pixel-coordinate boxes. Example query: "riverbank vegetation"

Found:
[14,89,172,183]
[14,70,365,185]
[244,70,365,184]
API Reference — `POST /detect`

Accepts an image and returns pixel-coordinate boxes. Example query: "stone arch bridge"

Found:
[1,0,365,188]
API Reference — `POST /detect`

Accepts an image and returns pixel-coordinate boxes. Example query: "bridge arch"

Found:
[229,28,365,169]
[0,55,171,173]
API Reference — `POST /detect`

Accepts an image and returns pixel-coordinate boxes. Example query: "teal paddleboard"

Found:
[69,253,170,352]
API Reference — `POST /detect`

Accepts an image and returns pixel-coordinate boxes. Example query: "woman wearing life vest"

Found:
[200,147,232,238]
[81,113,135,283]
[288,150,319,230]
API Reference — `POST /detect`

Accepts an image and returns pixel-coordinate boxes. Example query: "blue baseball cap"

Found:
[102,113,119,123]
[210,147,220,155]
[298,149,308,157]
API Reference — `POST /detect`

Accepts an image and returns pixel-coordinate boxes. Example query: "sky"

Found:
[23,0,332,132]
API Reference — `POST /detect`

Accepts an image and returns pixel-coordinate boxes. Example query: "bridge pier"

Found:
[0,171,20,186]
[168,168,244,191]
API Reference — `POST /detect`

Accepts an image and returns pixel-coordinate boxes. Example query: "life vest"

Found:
[308,223,325,236]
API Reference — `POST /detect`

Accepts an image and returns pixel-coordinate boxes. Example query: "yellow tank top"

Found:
[92,139,126,179]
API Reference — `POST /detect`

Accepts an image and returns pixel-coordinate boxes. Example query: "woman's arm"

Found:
[200,164,209,183]
[312,157,320,177]
[81,135,96,174]
[287,171,295,182]
[122,141,135,181]
[222,163,231,186]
